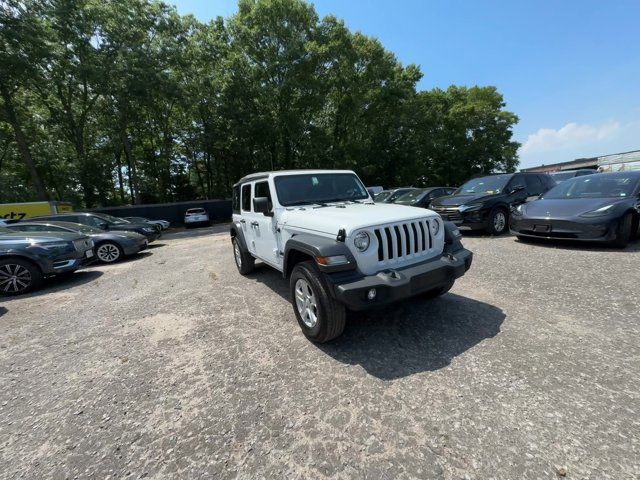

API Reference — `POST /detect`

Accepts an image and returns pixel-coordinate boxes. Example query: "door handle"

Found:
[251,221,259,227]
[239,219,246,224]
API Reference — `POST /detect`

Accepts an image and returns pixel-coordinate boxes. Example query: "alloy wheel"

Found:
[97,243,121,263]
[0,264,32,293]
[494,211,506,233]
[295,278,318,328]
[233,241,242,268]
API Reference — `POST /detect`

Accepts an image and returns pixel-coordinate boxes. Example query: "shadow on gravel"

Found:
[514,235,640,252]
[2,270,104,302]
[163,224,229,240]
[147,243,166,249]
[251,265,505,379]
[0,306,6,317]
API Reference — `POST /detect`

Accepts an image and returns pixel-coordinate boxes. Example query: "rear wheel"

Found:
[611,213,633,248]
[487,207,508,235]
[289,261,346,343]
[96,241,123,263]
[0,258,43,295]
[232,237,255,274]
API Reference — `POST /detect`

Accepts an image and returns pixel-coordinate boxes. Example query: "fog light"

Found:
[367,288,377,300]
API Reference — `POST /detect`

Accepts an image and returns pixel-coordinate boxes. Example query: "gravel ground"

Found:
[1,226,639,479]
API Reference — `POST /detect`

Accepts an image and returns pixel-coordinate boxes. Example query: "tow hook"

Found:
[382,270,401,280]
[445,253,456,261]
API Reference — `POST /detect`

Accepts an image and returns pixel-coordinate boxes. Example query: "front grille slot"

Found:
[374,219,433,263]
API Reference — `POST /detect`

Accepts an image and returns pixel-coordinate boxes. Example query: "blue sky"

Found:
[173,0,640,169]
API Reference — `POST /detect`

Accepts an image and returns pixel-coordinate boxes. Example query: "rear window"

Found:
[187,208,205,214]
[232,186,240,214]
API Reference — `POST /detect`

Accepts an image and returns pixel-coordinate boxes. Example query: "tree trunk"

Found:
[115,148,126,203]
[120,127,138,204]
[0,83,48,200]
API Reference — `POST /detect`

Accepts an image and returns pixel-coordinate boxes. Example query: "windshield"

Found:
[456,175,511,195]
[0,227,11,234]
[550,172,574,182]
[275,173,369,206]
[374,191,392,202]
[96,213,128,224]
[542,174,639,199]
[394,189,428,205]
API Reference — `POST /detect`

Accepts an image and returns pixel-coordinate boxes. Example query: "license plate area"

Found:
[533,224,551,233]
[85,249,94,258]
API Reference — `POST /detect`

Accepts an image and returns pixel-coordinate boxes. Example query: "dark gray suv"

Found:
[0,227,94,295]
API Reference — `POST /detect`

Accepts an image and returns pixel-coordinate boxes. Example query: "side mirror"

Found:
[253,197,272,216]
[97,222,109,230]
[510,185,525,194]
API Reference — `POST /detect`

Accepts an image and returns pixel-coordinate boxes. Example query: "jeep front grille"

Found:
[373,220,433,263]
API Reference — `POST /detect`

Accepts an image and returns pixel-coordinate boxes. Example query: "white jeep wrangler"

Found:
[230,170,473,343]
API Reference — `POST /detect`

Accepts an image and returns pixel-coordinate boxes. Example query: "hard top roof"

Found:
[234,169,356,186]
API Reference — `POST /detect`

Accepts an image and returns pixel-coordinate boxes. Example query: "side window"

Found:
[525,175,543,195]
[254,181,273,211]
[86,216,105,227]
[232,186,240,214]
[241,184,252,212]
[508,175,525,192]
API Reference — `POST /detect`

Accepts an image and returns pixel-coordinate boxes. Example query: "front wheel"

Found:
[0,258,43,295]
[96,241,123,263]
[611,213,633,248]
[289,261,346,343]
[487,207,508,235]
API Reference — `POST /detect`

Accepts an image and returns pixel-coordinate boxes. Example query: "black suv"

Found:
[429,172,555,234]
[0,227,94,295]
[30,212,161,242]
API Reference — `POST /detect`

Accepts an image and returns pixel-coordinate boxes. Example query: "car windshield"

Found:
[374,191,392,202]
[394,189,428,205]
[456,175,511,195]
[0,227,11,234]
[550,172,575,182]
[274,173,369,206]
[542,175,640,199]
[96,213,128,224]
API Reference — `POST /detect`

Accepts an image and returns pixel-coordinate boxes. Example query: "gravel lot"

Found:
[1,227,639,479]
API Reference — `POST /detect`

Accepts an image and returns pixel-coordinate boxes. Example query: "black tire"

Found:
[611,213,633,248]
[289,260,346,343]
[423,279,454,299]
[95,241,123,263]
[232,237,255,274]
[0,258,43,296]
[487,207,509,235]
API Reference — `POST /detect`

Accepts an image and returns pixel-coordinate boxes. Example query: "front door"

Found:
[250,181,281,267]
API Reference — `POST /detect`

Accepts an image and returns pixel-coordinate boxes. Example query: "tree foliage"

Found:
[0,0,520,206]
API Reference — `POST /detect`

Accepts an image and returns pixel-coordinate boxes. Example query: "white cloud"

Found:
[519,121,620,156]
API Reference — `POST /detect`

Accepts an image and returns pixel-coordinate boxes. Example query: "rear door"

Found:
[251,181,281,268]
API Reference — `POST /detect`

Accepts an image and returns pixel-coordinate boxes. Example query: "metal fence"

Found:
[91,199,232,226]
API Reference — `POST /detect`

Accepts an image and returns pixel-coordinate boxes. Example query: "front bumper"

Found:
[41,249,95,275]
[510,215,617,241]
[122,239,149,255]
[431,207,490,231]
[327,248,473,311]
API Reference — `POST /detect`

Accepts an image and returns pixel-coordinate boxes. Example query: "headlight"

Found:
[513,204,526,215]
[580,205,615,217]
[458,203,483,213]
[38,242,71,251]
[430,218,440,236]
[353,231,370,252]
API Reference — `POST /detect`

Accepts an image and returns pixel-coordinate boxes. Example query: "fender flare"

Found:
[284,233,357,277]
[229,223,249,252]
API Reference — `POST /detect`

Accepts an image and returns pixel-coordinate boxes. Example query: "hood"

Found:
[111,223,151,231]
[281,202,437,236]
[89,231,145,240]
[431,193,502,207]
[523,198,629,218]
[0,231,85,243]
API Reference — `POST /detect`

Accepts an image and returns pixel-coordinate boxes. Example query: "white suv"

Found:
[230,170,473,342]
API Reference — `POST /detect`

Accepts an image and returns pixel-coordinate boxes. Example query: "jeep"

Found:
[230,170,473,343]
